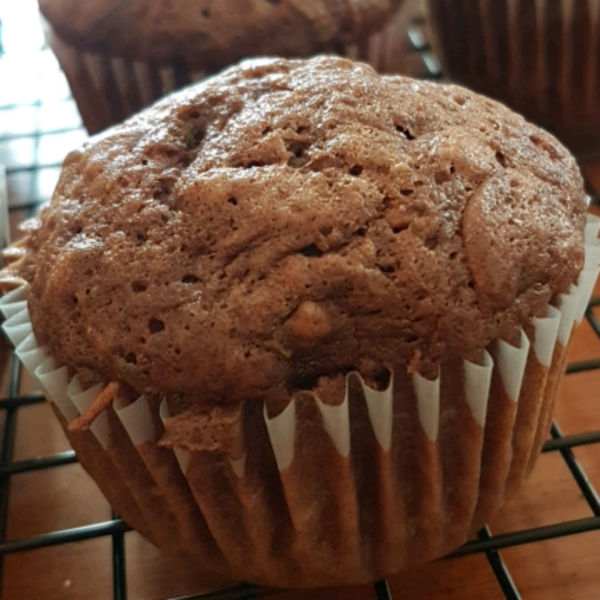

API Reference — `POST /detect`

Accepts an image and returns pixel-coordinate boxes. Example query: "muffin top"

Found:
[39,0,402,67]
[5,56,586,418]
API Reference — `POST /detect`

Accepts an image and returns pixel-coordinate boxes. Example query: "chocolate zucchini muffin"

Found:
[0,57,593,587]
[39,0,408,133]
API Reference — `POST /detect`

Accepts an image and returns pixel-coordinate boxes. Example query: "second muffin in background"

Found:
[39,0,411,134]
[427,0,600,155]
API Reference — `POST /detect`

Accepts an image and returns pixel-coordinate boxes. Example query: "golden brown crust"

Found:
[10,56,586,411]
[39,0,402,66]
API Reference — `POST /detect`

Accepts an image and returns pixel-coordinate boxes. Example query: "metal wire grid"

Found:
[0,16,599,600]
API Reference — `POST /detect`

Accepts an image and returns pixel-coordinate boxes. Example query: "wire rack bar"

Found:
[587,308,600,337]
[0,451,76,476]
[112,532,127,600]
[0,519,130,555]
[373,580,393,600]
[448,517,600,559]
[0,127,81,142]
[565,359,600,375]
[0,394,45,409]
[7,202,51,214]
[542,431,600,452]
[112,511,128,600]
[550,423,600,516]
[478,527,522,600]
[5,163,62,175]
[171,585,272,600]
[0,358,21,597]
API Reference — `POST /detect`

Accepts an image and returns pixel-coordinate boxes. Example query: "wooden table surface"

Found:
[1,1,600,599]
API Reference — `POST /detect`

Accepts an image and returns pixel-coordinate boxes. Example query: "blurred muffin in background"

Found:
[39,0,412,134]
[427,0,600,155]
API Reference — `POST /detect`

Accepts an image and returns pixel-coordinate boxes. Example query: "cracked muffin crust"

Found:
[7,56,586,420]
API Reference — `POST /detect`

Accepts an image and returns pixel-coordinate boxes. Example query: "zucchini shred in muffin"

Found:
[1,56,599,587]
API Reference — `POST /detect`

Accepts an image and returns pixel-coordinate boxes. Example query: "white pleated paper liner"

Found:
[0,215,598,586]
[43,3,412,135]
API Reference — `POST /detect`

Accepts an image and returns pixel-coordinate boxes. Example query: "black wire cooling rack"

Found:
[0,14,600,600]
